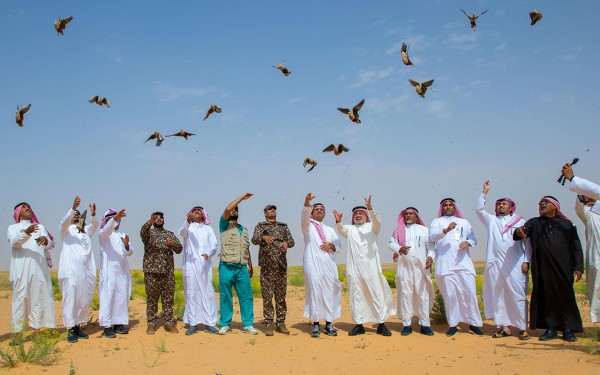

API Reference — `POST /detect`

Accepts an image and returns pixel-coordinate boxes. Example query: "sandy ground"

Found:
[0,278,599,374]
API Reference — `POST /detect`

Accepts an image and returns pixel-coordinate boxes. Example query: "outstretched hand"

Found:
[333,210,343,223]
[304,193,316,207]
[72,196,81,211]
[365,195,373,210]
[562,163,574,181]
[483,180,490,195]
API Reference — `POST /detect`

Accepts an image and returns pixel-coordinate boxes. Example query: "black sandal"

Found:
[518,330,530,340]
[492,329,509,338]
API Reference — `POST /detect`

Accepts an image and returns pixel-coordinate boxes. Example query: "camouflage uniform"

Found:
[140,222,183,327]
[251,221,295,323]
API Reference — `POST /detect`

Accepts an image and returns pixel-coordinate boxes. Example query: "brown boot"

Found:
[164,324,179,334]
[146,324,155,335]
[276,323,290,334]
[264,323,274,336]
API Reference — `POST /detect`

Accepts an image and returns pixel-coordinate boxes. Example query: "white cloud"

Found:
[426,99,451,117]
[367,94,411,114]
[495,42,506,51]
[287,96,305,104]
[152,82,215,102]
[350,66,395,88]
[96,46,122,63]
[470,79,491,87]
[444,32,479,50]
[367,16,387,28]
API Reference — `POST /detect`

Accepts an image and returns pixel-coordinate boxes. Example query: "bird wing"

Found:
[184,132,195,137]
[156,134,164,147]
[307,163,317,172]
[353,99,365,113]
[322,144,335,153]
[409,79,420,87]
[214,105,222,113]
[89,95,99,103]
[337,107,350,115]
[62,16,73,26]
[422,79,434,88]
[460,9,470,18]
[478,10,489,17]
[145,133,157,142]
[20,104,31,115]
[203,108,213,120]
[401,42,408,53]
[303,158,310,167]
[102,98,110,108]
[340,144,350,153]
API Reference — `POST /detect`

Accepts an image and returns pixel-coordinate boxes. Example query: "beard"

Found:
[230,214,239,221]
[154,223,164,229]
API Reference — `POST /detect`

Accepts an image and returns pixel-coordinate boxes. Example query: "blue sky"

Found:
[1,0,599,270]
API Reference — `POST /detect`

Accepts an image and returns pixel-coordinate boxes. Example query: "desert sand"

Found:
[0,270,598,375]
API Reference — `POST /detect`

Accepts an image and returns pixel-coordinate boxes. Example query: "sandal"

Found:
[492,329,509,338]
[518,330,530,341]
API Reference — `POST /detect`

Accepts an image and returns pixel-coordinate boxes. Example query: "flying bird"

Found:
[529,10,543,26]
[167,129,195,140]
[15,104,31,127]
[54,16,73,35]
[401,42,413,66]
[409,79,434,98]
[460,9,488,30]
[303,158,318,173]
[323,144,350,156]
[89,96,111,108]
[273,62,291,76]
[338,99,365,124]
[203,104,222,121]
[145,131,165,147]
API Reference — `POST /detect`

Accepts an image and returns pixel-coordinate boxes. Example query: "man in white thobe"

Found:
[302,193,342,338]
[8,202,56,338]
[561,164,600,323]
[389,207,435,336]
[475,181,532,340]
[98,208,133,338]
[334,196,396,336]
[429,198,483,337]
[59,196,98,343]
[179,206,219,335]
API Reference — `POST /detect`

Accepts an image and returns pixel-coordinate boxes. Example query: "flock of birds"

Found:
[14,8,544,172]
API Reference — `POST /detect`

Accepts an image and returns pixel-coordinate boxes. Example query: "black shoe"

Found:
[324,323,338,337]
[348,324,365,336]
[563,330,577,342]
[75,325,89,339]
[113,325,129,335]
[67,329,78,343]
[310,325,320,338]
[401,326,413,336]
[103,327,116,339]
[376,323,392,337]
[446,326,458,337]
[469,325,484,337]
[420,326,434,336]
[539,328,558,341]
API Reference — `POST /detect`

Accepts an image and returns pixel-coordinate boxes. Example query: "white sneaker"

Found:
[242,326,258,335]
[218,326,231,335]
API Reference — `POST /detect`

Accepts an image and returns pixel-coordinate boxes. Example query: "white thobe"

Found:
[475,194,532,330]
[336,211,396,324]
[59,209,98,328]
[7,220,56,331]
[429,215,482,327]
[575,196,600,323]
[301,207,342,322]
[389,224,435,326]
[179,221,218,326]
[98,218,133,327]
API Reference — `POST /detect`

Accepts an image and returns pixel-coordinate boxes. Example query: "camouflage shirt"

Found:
[140,222,183,274]
[251,221,295,271]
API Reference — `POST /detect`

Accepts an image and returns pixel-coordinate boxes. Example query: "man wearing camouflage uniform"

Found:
[251,204,295,336]
[140,212,183,334]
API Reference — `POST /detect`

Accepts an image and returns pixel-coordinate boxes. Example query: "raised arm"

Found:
[140,221,152,246]
[365,196,381,234]
[475,181,493,225]
[99,217,117,240]
[223,193,253,220]
[301,193,315,236]
[60,209,76,237]
[333,210,347,238]
[178,220,190,237]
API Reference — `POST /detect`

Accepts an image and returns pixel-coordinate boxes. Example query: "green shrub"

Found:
[382,270,396,289]
[0,330,63,368]
[430,281,447,324]
[50,272,61,300]
[288,273,305,287]
[574,280,588,295]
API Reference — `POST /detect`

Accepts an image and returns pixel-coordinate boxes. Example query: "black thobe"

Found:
[514,216,584,332]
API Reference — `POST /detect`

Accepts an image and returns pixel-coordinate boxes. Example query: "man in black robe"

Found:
[513,196,584,342]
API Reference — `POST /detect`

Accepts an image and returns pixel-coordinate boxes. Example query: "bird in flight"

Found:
[54,16,73,35]
[303,158,318,172]
[203,104,222,121]
[167,130,195,140]
[89,96,111,108]
[338,99,365,124]
[529,10,543,26]
[401,42,413,66]
[15,104,31,127]
[460,9,488,30]
[323,144,350,156]
[273,62,291,76]
[145,131,165,147]
[409,79,434,98]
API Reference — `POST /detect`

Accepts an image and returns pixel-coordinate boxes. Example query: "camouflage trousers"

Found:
[144,272,176,326]
[260,268,287,324]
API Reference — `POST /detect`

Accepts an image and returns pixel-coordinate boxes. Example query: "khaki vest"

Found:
[220,223,250,265]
